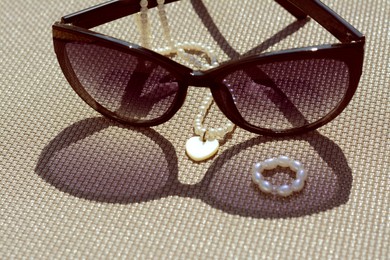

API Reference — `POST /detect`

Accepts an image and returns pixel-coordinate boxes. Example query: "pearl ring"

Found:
[252,156,307,197]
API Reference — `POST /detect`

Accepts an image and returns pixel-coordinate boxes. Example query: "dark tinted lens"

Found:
[221,59,350,130]
[65,43,180,122]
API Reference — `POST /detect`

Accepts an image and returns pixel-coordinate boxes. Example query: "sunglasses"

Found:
[53,0,365,136]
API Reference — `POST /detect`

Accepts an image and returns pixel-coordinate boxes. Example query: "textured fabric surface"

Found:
[1,0,389,258]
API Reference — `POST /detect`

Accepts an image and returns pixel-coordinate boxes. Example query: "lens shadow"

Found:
[197,131,353,218]
[35,117,180,203]
[36,118,352,218]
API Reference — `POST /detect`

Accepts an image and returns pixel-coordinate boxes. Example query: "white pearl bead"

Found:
[291,178,305,192]
[252,170,263,184]
[194,126,205,136]
[277,155,291,167]
[263,158,278,170]
[259,180,273,193]
[253,162,262,173]
[140,0,148,7]
[277,184,293,197]
[207,129,216,139]
[194,118,202,125]
[296,169,308,180]
[290,160,302,171]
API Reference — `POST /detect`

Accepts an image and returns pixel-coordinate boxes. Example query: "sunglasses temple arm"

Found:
[60,0,364,44]
[274,0,307,19]
[285,0,365,43]
[61,0,178,29]
[61,0,307,29]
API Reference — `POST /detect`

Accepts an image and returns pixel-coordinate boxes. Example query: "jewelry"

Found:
[156,42,218,70]
[156,0,175,51]
[137,0,151,48]
[155,0,218,70]
[185,91,235,161]
[252,156,307,196]
[137,0,235,161]
[185,92,235,161]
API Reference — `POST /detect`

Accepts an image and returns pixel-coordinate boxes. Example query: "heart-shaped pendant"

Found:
[185,136,219,162]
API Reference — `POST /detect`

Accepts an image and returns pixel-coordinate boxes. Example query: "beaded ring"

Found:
[252,156,307,197]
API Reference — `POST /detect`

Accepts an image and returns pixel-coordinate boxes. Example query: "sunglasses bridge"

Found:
[187,70,216,88]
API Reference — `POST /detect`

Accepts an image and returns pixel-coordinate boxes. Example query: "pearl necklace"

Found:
[186,90,235,161]
[137,0,236,161]
[137,1,307,196]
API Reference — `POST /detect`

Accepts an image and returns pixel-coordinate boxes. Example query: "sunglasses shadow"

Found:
[36,117,352,219]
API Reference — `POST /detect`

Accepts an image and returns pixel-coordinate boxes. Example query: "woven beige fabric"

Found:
[1,0,389,258]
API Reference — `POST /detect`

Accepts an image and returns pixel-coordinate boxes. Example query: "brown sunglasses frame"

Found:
[53,0,365,136]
